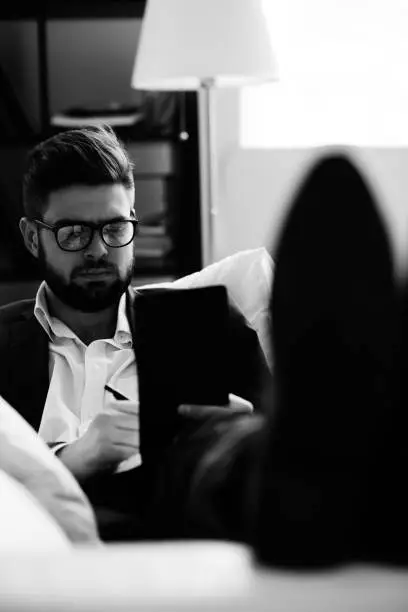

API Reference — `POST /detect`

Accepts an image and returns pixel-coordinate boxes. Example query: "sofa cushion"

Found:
[0,469,70,551]
[1,541,408,610]
[139,248,274,369]
[0,396,100,545]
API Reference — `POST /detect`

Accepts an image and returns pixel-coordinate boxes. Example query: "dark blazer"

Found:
[0,286,270,461]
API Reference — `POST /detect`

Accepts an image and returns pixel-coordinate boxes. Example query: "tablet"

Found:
[133,285,230,448]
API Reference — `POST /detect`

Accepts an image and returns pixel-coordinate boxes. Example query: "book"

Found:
[138,223,166,237]
[51,113,143,127]
[50,104,143,127]
[133,234,172,258]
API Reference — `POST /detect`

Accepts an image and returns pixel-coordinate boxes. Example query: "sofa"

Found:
[1,248,408,611]
[3,541,408,612]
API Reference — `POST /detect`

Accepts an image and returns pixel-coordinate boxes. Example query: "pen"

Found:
[104,384,129,401]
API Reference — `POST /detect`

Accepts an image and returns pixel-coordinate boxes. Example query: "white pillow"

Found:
[139,248,273,369]
[0,469,70,552]
[0,396,100,545]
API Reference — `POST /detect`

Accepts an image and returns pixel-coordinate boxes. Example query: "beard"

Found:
[38,243,134,313]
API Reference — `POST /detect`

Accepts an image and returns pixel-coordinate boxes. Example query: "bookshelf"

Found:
[125,138,181,279]
[0,2,147,20]
[0,3,202,300]
[0,2,147,135]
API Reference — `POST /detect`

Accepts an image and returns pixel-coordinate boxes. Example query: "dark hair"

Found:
[22,125,134,219]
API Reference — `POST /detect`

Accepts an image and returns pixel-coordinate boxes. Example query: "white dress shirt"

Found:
[35,282,141,470]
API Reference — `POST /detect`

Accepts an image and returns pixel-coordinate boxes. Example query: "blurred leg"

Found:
[252,154,397,568]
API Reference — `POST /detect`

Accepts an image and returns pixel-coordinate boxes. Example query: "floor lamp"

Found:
[131,0,278,267]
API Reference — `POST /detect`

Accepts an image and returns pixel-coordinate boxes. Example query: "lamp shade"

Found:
[131,0,278,90]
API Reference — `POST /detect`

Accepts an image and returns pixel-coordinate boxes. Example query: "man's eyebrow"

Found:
[47,216,129,225]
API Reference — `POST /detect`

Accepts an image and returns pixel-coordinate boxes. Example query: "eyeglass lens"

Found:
[57,221,135,251]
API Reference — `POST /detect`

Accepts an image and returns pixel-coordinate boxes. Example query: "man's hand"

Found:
[58,401,139,481]
[178,393,253,420]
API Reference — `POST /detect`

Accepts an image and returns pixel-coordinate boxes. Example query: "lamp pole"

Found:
[198,78,217,267]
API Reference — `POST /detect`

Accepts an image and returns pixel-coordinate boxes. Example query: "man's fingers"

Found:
[114,413,139,432]
[178,393,253,420]
[106,399,140,418]
[112,430,140,450]
[228,393,254,413]
[178,404,228,419]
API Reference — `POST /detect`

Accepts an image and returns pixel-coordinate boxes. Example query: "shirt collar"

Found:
[113,292,133,347]
[34,281,132,347]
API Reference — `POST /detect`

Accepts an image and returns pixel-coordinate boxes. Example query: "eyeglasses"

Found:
[33,218,139,252]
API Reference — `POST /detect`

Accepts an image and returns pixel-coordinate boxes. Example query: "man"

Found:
[0,125,270,541]
[1,132,404,565]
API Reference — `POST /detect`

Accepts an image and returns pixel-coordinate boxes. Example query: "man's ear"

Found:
[19,217,40,259]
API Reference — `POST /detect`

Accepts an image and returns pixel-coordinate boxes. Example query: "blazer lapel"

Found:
[7,314,49,431]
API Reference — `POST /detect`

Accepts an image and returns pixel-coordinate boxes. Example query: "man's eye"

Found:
[58,225,88,245]
[105,223,126,235]
[68,225,85,237]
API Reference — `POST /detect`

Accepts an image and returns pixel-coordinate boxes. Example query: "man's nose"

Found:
[83,231,109,259]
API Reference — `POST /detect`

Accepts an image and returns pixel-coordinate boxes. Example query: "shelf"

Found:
[0,2,146,20]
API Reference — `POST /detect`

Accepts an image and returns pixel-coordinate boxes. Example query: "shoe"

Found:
[370,277,408,565]
[252,153,396,568]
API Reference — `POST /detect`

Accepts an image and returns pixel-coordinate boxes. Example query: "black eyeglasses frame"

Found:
[33,218,139,252]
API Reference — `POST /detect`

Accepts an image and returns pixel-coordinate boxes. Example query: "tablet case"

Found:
[133,285,230,450]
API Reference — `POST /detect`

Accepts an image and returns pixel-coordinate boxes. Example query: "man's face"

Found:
[36,184,136,312]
